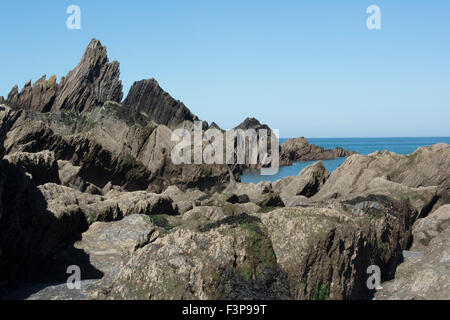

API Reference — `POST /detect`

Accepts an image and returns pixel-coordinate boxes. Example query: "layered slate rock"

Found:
[52,39,123,112]
[280,137,354,166]
[6,39,123,113]
[1,104,236,193]
[123,78,199,129]
[6,75,58,112]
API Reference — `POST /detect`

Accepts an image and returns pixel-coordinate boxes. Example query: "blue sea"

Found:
[241,137,450,184]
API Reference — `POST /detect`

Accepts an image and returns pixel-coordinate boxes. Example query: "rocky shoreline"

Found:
[0,39,449,300]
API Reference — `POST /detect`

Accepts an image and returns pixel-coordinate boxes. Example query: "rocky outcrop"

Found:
[1,104,237,192]
[2,38,449,301]
[258,191,430,300]
[275,161,330,202]
[76,215,159,292]
[6,75,58,112]
[123,79,199,129]
[6,39,123,113]
[374,205,450,300]
[312,144,450,209]
[102,214,290,300]
[280,137,354,166]
[223,181,273,203]
[234,117,271,131]
[0,106,21,156]
[5,150,60,185]
[38,183,177,225]
[52,39,123,112]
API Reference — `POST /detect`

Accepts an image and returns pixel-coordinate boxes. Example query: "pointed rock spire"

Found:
[5,39,123,113]
[51,39,123,112]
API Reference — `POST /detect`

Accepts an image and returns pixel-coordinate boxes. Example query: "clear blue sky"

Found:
[0,0,449,137]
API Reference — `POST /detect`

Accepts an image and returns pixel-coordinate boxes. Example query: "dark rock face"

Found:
[235,117,271,131]
[4,150,60,186]
[280,137,355,165]
[374,204,450,300]
[123,79,199,129]
[0,160,86,288]
[6,39,123,113]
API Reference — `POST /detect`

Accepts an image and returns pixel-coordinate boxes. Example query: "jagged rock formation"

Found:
[6,75,58,112]
[52,39,123,112]
[0,105,237,193]
[123,79,199,129]
[2,39,450,301]
[6,39,122,113]
[280,137,354,166]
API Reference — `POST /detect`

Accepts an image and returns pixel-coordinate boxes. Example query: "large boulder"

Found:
[102,214,290,300]
[276,161,330,202]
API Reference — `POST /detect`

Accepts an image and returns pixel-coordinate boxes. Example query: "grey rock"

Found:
[277,161,329,203]
[280,137,354,166]
[103,214,290,300]
[123,78,199,129]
